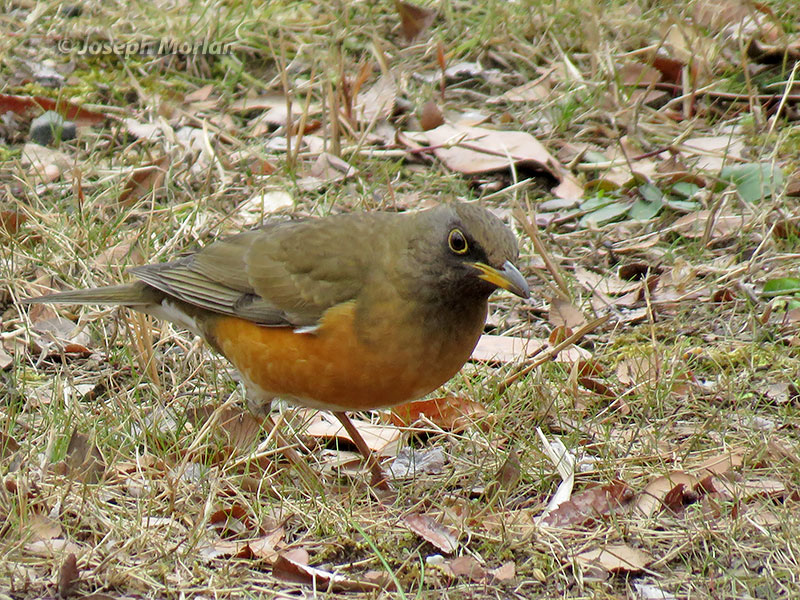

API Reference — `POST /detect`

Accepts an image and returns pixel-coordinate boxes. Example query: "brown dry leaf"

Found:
[93,234,145,268]
[248,528,285,562]
[62,429,105,483]
[672,210,748,240]
[419,100,444,131]
[198,539,254,561]
[230,93,320,126]
[391,395,489,433]
[302,412,401,454]
[236,190,294,226]
[118,157,169,206]
[189,405,262,451]
[635,472,698,517]
[58,553,80,599]
[444,556,487,582]
[473,334,591,364]
[0,346,12,370]
[0,431,20,460]
[419,124,583,199]
[272,553,382,591]
[492,447,521,495]
[0,93,108,125]
[184,83,215,103]
[541,481,634,528]
[297,152,358,191]
[490,561,516,582]
[707,477,786,501]
[198,527,284,562]
[575,543,653,573]
[616,355,661,387]
[394,0,436,41]
[492,70,553,103]
[0,210,27,235]
[22,142,71,183]
[28,513,63,542]
[208,505,253,539]
[693,449,744,476]
[681,136,745,172]
[25,538,84,558]
[548,296,587,328]
[574,267,643,297]
[403,512,458,554]
[355,74,397,124]
[663,24,717,86]
[473,334,543,363]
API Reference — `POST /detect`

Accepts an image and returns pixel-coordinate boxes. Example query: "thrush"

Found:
[25,202,529,489]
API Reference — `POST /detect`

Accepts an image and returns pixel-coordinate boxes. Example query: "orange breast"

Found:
[206,301,483,411]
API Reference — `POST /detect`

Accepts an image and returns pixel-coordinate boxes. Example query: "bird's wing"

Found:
[130,215,385,327]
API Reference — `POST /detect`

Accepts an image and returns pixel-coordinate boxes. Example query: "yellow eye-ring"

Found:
[448,228,468,254]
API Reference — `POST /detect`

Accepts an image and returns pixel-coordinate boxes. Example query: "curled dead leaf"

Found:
[403,512,458,554]
[575,543,653,573]
[391,395,489,433]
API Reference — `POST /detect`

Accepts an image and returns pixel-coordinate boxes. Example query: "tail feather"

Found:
[23,282,159,306]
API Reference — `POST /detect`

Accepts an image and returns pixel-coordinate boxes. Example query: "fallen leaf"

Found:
[492,71,553,103]
[490,561,516,582]
[355,74,397,124]
[0,93,108,125]
[541,481,633,528]
[273,553,382,591]
[61,429,105,483]
[0,432,20,460]
[394,0,436,41]
[682,135,745,171]
[28,513,63,542]
[58,553,80,598]
[302,411,401,454]
[118,157,169,206]
[693,449,744,476]
[21,142,71,182]
[24,538,84,558]
[419,100,444,130]
[297,152,358,191]
[0,211,28,235]
[671,210,748,239]
[418,123,582,198]
[616,355,661,387]
[575,543,652,573]
[93,235,145,268]
[390,396,489,433]
[387,447,446,478]
[634,582,678,599]
[445,555,487,581]
[403,512,458,553]
[548,296,587,328]
[237,190,294,225]
[635,472,698,517]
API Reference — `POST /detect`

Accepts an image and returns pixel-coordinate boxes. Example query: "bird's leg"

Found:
[333,411,392,492]
[247,389,320,488]
[260,413,320,484]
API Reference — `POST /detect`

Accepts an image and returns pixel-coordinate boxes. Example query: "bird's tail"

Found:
[22,282,158,306]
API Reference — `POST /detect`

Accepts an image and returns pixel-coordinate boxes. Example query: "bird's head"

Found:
[408,202,530,303]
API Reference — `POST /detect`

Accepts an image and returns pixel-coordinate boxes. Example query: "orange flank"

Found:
[208,301,483,412]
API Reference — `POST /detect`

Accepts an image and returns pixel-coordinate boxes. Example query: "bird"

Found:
[24,201,529,490]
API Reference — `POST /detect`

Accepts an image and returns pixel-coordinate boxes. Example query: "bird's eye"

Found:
[448,228,468,254]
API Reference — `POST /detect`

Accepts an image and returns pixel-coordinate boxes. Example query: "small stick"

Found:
[496,314,611,394]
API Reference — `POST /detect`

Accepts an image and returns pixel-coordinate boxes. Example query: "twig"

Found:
[496,314,611,395]
[513,204,570,298]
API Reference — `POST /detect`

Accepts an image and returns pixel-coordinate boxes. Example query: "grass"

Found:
[2,0,800,597]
